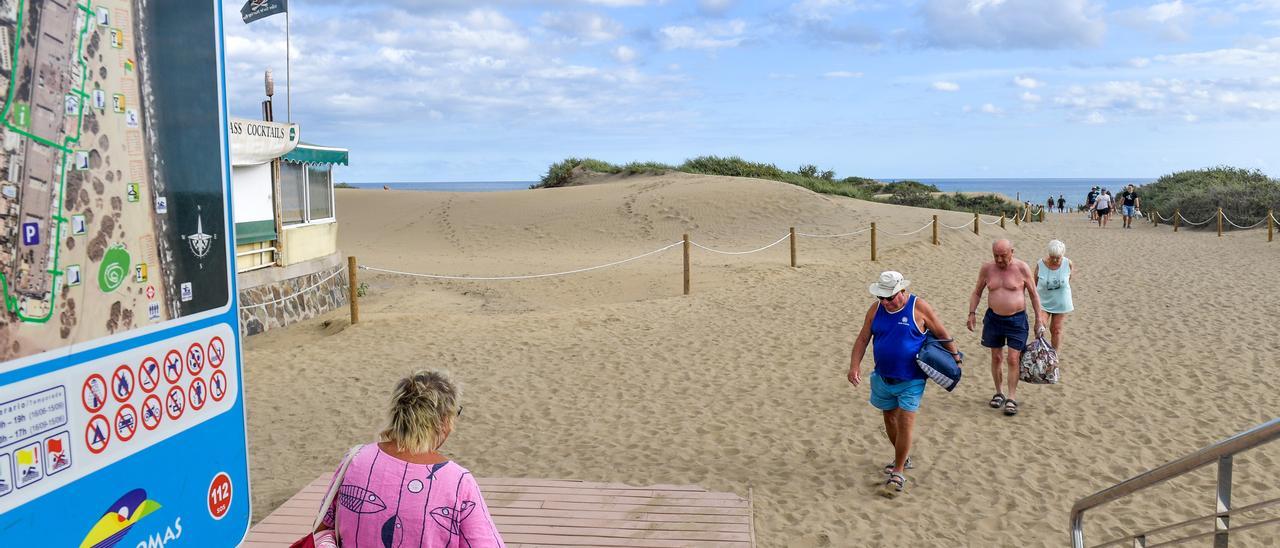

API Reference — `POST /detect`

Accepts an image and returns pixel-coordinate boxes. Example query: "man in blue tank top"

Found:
[848,271,961,497]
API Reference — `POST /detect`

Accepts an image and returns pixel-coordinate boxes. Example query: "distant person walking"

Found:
[1086,187,1100,221]
[1057,195,1066,213]
[1119,184,1141,229]
[967,240,1044,416]
[1035,240,1074,355]
[1047,196,1055,214]
[849,271,961,497]
[1094,190,1112,228]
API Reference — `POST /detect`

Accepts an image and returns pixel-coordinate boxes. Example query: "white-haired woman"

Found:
[1034,240,1074,352]
[313,370,504,548]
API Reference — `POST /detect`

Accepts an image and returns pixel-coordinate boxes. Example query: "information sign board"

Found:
[0,0,249,544]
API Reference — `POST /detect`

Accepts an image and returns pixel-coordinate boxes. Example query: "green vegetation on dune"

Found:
[1140,166,1280,230]
[536,156,1020,217]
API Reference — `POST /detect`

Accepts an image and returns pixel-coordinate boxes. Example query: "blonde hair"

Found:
[1047,239,1066,257]
[380,370,460,454]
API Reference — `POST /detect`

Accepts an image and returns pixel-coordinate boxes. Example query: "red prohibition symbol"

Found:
[207,336,225,369]
[111,364,135,403]
[209,370,228,402]
[141,394,163,431]
[85,414,111,454]
[165,385,186,421]
[115,404,139,442]
[163,350,183,384]
[82,374,108,413]
[138,357,160,393]
[188,377,207,411]
[186,343,205,376]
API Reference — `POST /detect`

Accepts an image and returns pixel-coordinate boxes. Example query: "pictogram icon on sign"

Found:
[138,357,160,393]
[85,414,111,454]
[207,336,225,369]
[186,343,205,376]
[210,370,228,402]
[111,364,135,403]
[115,404,138,442]
[141,394,163,430]
[146,285,155,299]
[165,385,185,420]
[163,349,183,384]
[82,374,107,413]
[189,377,207,411]
[208,472,233,520]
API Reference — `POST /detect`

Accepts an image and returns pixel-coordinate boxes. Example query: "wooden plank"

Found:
[492,514,750,533]
[484,492,748,508]
[496,524,750,542]
[478,478,707,492]
[488,507,750,525]
[538,501,749,516]
[499,533,748,547]
[481,484,744,500]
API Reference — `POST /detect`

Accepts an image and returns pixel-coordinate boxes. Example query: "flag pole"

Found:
[285,7,291,122]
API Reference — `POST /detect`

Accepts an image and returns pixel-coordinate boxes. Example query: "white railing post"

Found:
[1215,455,1232,548]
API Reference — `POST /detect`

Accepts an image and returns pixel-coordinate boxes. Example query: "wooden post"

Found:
[683,234,690,295]
[1217,207,1223,237]
[1000,214,1005,229]
[1174,209,1180,232]
[1014,211,1020,226]
[973,212,980,235]
[347,256,359,325]
[1039,209,1045,222]
[1269,209,1274,242]
[1153,210,1159,227]
[870,222,877,262]
[789,227,796,268]
[932,215,938,245]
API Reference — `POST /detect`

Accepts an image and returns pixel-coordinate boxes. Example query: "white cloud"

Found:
[1014,76,1043,88]
[1021,91,1042,103]
[781,0,882,45]
[932,81,960,91]
[658,19,747,50]
[612,45,637,63]
[1084,111,1107,124]
[540,12,623,44]
[1115,1,1197,42]
[824,70,864,78]
[699,0,736,16]
[980,103,1003,114]
[919,0,1106,49]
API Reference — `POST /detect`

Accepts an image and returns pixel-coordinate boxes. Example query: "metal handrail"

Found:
[1070,417,1280,547]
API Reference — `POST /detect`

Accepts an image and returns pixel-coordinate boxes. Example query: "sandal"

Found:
[883,456,913,475]
[880,472,906,498]
[989,393,1005,408]
[1003,399,1018,416]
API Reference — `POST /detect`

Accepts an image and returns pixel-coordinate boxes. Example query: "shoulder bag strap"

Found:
[313,444,365,537]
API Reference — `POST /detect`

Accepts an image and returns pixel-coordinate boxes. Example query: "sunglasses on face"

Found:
[878,293,899,302]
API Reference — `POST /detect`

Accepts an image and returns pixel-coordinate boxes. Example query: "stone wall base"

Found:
[238,259,348,336]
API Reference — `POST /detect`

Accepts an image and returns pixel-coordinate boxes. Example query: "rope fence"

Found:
[1148,207,1276,241]
[238,267,347,311]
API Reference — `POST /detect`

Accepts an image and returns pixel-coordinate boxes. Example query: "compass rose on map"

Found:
[181,206,218,267]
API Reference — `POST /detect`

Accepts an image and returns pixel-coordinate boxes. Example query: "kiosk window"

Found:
[280,162,306,225]
[307,165,334,221]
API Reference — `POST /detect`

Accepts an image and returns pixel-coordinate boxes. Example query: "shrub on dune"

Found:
[1141,167,1280,230]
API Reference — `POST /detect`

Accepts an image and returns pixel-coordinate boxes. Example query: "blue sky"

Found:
[221,0,1280,182]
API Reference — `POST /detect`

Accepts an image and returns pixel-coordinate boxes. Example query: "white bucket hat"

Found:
[869,271,910,298]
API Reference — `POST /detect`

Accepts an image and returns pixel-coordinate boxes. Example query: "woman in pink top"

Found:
[315,370,505,548]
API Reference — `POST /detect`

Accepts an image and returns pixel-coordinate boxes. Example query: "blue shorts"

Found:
[1123,205,1135,217]
[869,372,927,412]
[981,308,1028,351]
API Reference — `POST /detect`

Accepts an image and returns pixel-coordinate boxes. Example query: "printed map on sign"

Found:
[0,0,229,362]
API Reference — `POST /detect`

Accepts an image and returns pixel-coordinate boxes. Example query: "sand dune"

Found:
[244,174,1280,546]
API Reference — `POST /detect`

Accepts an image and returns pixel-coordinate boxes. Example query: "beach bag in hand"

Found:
[290,445,363,548]
[916,331,963,392]
[1019,331,1059,384]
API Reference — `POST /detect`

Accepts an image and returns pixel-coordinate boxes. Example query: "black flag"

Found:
[241,0,287,24]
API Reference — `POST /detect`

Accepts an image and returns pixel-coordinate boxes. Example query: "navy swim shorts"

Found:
[981,308,1028,351]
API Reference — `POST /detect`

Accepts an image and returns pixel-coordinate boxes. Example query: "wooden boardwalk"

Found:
[243,476,755,547]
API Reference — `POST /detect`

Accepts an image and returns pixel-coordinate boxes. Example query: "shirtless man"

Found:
[967,239,1044,416]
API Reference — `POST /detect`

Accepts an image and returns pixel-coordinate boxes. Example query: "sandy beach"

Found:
[243,173,1280,546]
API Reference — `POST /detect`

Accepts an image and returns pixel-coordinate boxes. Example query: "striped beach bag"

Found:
[916,332,963,392]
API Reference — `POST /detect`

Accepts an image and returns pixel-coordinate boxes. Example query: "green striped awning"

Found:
[282,142,349,166]
[235,220,277,245]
